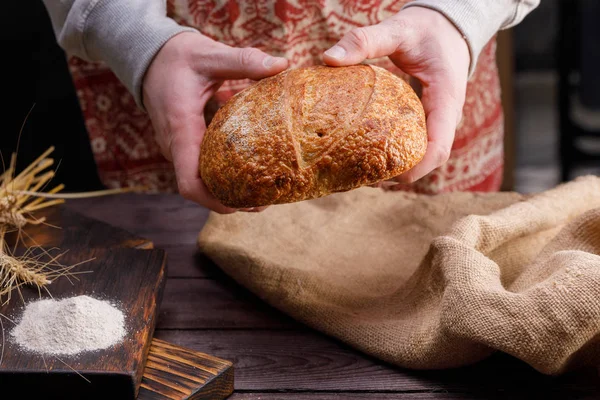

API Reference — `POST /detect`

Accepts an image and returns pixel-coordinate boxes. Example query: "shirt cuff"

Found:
[83,1,198,110]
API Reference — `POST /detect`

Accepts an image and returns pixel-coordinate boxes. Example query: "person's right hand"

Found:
[142,32,288,213]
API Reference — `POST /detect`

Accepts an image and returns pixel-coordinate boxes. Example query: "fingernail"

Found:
[324,46,346,60]
[263,56,276,68]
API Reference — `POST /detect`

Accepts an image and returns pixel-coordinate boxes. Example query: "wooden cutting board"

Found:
[0,206,233,400]
[0,246,167,400]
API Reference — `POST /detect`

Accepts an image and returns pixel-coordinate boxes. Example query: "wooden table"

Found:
[65,194,600,400]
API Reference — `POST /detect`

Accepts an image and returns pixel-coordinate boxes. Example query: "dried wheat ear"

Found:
[0,146,143,306]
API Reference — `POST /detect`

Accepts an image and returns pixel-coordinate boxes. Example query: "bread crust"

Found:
[199,65,427,208]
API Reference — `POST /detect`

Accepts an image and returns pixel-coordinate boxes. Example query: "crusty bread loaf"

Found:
[199,64,427,208]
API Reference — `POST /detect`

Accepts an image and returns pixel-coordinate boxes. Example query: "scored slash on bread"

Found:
[199,64,427,208]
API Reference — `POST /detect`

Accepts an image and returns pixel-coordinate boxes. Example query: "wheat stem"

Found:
[16,186,145,199]
[24,184,64,209]
[23,199,65,213]
[10,147,54,185]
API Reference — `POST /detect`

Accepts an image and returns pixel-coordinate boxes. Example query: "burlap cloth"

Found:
[197,175,600,375]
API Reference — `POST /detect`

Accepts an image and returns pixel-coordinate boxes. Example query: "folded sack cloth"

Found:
[198,175,600,375]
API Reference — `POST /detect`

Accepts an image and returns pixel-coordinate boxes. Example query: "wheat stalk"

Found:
[0,146,144,306]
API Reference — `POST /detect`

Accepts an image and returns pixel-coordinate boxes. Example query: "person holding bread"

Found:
[42,0,540,212]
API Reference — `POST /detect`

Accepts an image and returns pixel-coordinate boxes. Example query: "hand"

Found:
[142,32,288,213]
[323,6,470,184]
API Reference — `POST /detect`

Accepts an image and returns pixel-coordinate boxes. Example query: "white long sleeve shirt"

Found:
[41,0,540,109]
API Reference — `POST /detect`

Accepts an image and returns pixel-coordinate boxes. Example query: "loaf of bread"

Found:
[199,64,427,208]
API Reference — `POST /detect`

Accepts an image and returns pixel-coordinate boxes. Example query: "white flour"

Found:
[10,295,126,356]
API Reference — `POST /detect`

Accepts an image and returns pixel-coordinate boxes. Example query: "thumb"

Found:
[207,45,289,80]
[323,20,408,66]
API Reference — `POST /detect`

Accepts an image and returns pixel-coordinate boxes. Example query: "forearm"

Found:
[403,0,540,76]
[41,0,197,109]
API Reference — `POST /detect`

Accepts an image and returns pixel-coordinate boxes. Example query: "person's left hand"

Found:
[322,6,470,186]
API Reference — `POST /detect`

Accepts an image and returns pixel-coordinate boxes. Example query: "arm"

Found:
[40,0,197,109]
[41,1,289,213]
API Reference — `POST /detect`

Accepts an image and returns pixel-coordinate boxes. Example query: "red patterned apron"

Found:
[68,0,504,194]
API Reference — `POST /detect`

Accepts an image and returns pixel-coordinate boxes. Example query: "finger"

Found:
[169,120,238,214]
[395,84,461,183]
[239,206,269,213]
[323,19,410,66]
[204,45,289,80]
[383,183,411,192]
[369,180,396,189]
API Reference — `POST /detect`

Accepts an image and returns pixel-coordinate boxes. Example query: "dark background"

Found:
[514,0,558,72]
[2,1,103,192]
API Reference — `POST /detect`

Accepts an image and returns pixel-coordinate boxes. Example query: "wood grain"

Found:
[0,248,167,400]
[65,194,210,246]
[157,278,297,330]
[138,339,233,400]
[228,392,600,400]
[23,204,219,279]
[14,206,154,250]
[64,195,222,279]
[154,330,600,395]
[158,245,224,278]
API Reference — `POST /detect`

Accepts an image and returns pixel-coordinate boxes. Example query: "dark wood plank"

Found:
[64,194,209,246]
[228,392,599,400]
[154,330,600,396]
[155,329,413,391]
[13,206,153,250]
[14,200,215,279]
[157,278,297,329]
[231,395,429,400]
[159,244,223,278]
[0,248,167,400]
[138,339,233,400]
[29,205,219,278]
[64,196,221,278]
